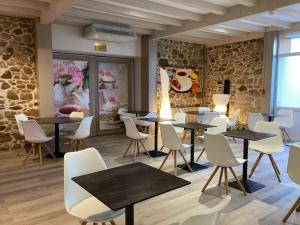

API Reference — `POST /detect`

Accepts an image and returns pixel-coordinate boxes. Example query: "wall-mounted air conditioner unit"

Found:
[84,23,137,43]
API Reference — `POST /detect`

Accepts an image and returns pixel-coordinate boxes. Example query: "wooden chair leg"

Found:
[68,140,72,152]
[139,140,151,158]
[283,197,300,222]
[224,167,229,195]
[229,167,246,195]
[110,221,116,225]
[93,223,98,225]
[296,203,300,212]
[133,141,137,161]
[268,154,281,182]
[81,222,87,225]
[81,140,88,148]
[38,144,43,166]
[249,153,263,177]
[136,140,140,154]
[23,146,34,165]
[202,166,220,192]
[281,128,287,145]
[43,144,56,159]
[159,150,172,170]
[174,151,177,176]
[284,129,293,143]
[196,147,205,161]
[218,167,223,186]
[123,140,133,157]
[102,223,106,225]
[178,150,193,173]
[181,130,187,140]
[160,145,164,151]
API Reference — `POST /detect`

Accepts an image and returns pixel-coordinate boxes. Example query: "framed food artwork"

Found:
[166,67,200,93]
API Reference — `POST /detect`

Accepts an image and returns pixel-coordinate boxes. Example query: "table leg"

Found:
[268,116,272,122]
[125,204,134,225]
[145,121,167,158]
[47,123,64,158]
[178,129,208,172]
[229,139,265,193]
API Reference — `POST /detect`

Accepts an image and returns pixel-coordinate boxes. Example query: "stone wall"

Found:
[205,39,264,125]
[156,39,205,112]
[0,15,38,151]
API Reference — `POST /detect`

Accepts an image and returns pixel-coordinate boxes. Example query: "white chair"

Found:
[202,133,246,195]
[135,112,157,131]
[61,111,85,133]
[15,113,28,155]
[159,123,193,175]
[283,145,300,222]
[249,121,284,183]
[203,112,220,125]
[196,117,228,161]
[274,109,294,144]
[122,117,151,161]
[180,195,231,225]
[64,148,124,225]
[21,120,56,165]
[65,116,93,152]
[197,107,210,123]
[248,113,265,131]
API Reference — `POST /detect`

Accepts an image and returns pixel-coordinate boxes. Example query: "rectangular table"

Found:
[138,117,174,157]
[72,162,190,225]
[173,122,216,172]
[222,129,275,193]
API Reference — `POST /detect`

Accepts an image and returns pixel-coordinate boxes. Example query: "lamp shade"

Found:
[213,94,230,113]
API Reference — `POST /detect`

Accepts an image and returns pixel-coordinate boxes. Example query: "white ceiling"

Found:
[1,0,300,46]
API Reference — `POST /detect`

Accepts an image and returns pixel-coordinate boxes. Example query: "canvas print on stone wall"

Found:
[166,67,200,93]
[53,59,89,117]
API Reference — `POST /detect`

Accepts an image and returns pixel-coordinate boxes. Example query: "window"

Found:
[276,36,300,108]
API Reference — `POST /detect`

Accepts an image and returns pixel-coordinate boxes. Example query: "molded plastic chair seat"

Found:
[69,196,124,222]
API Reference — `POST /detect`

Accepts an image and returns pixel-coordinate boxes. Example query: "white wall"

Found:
[51,24,141,57]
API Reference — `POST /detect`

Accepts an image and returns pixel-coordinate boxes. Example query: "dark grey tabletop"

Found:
[36,117,82,124]
[173,122,216,130]
[262,113,286,118]
[72,162,190,211]
[222,129,276,141]
[125,110,149,115]
[138,117,175,123]
[185,111,207,115]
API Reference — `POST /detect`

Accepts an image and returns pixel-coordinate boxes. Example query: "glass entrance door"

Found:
[96,59,133,134]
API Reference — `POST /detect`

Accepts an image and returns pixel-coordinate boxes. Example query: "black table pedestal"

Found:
[229,179,265,193]
[46,123,64,158]
[126,204,134,225]
[144,121,167,158]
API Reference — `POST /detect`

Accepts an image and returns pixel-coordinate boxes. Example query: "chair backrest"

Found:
[274,109,294,128]
[69,111,84,118]
[173,112,186,124]
[15,113,28,135]
[204,133,240,167]
[73,116,93,139]
[181,195,231,225]
[203,112,220,124]
[206,117,228,134]
[230,109,240,127]
[120,112,136,122]
[198,107,210,113]
[64,148,107,210]
[117,108,127,115]
[160,123,184,151]
[123,117,141,139]
[248,113,265,131]
[249,121,284,153]
[288,145,300,185]
[21,120,47,142]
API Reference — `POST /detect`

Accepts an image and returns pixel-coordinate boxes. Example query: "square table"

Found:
[138,117,175,157]
[222,129,276,193]
[72,162,190,225]
[262,113,286,122]
[173,122,216,172]
[36,117,82,158]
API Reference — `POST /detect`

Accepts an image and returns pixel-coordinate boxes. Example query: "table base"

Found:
[178,162,209,172]
[229,179,265,193]
[46,152,65,158]
[126,204,134,225]
[144,150,167,158]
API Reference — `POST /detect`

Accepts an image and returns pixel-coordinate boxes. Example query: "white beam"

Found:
[92,0,203,21]
[203,25,249,37]
[149,0,227,15]
[41,0,77,24]
[243,14,291,29]
[0,0,48,10]
[152,0,299,39]
[66,8,166,30]
[74,1,182,26]
[237,0,257,7]
[0,4,40,18]
[220,20,265,32]
[183,30,229,40]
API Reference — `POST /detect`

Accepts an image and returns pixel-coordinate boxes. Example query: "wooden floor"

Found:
[0,133,300,225]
